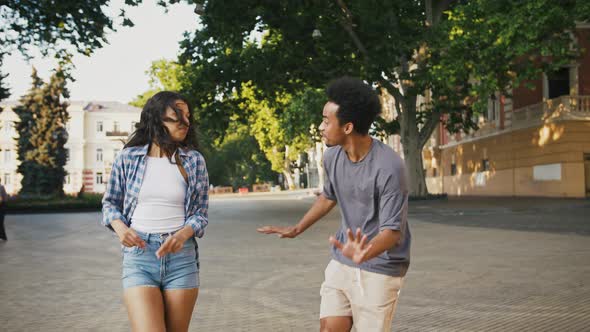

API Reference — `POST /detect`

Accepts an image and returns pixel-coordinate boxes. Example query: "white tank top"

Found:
[131,155,187,234]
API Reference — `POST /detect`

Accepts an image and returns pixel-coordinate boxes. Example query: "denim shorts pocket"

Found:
[173,242,196,258]
[122,245,144,255]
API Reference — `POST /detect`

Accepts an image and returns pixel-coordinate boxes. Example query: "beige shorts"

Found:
[319,259,404,332]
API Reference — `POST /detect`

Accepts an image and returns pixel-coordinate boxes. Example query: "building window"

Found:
[3,173,10,185]
[97,121,103,132]
[113,121,120,132]
[451,164,457,176]
[96,148,103,162]
[482,159,490,171]
[547,67,570,99]
[487,94,500,123]
[4,149,10,162]
[4,121,11,133]
[96,172,103,184]
[65,175,71,184]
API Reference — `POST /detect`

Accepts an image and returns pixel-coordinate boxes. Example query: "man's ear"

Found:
[343,122,354,135]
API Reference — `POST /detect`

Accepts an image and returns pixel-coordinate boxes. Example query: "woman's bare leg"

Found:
[124,286,166,332]
[163,288,199,332]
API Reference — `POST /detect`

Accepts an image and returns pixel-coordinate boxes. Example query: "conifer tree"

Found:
[14,68,69,196]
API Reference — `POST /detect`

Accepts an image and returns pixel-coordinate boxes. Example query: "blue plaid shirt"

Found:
[102,144,209,238]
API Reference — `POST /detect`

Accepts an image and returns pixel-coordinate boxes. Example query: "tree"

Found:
[130,59,187,107]
[282,87,325,150]
[13,68,44,195]
[206,121,276,189]
[0,58,9,103]
[177,0,590,196]
[239,82,302,188]
[13,68,69,196]
[0,0,145,102]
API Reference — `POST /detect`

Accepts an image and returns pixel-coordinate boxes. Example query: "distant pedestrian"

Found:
[102,91,209,331]
[258,77,411,332]
[0,179,8,240]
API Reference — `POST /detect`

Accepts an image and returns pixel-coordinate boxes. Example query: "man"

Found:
[0,178,8,240]
[258,77,411,332]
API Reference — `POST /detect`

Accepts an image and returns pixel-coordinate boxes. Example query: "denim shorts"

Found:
[121,230,200,290]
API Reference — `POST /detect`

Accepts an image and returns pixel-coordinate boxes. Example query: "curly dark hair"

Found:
[125,91,199,161]
[326,77,381,135]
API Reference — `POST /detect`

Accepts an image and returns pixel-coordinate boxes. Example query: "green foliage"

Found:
[239,82,293,174]
[1,0,113,58]
[13,67,70,196]
[424,0,588,133]
[282,88,325,145]
[13,68,44,195]
[175,0,589,196]
[6,193,103,213]
[0,58,9,102]
[0,0,146,102]
[205,122,276,189]
[130,59,187,107]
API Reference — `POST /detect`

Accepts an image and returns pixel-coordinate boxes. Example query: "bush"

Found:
[5,193,103,214]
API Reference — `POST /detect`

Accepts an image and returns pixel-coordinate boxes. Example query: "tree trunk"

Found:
[315,142,325,191]
[282,159,295,190]
[400,95,429,197]
[282,170,295,190]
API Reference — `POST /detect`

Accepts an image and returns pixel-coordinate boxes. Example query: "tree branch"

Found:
[378,79,404,121]
[434,0,453,25]
[334,0,370,63]
[333,1,407,124]
[418,109,441,148]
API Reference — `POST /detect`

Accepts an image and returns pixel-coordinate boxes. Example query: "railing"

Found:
[441,95,590,147]
[105,131,129,137]
[568,95,590,114]
[511,95,590,129]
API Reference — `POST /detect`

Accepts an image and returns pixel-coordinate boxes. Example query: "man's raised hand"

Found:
[329,228,373,264]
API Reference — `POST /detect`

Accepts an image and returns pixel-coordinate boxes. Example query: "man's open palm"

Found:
[330,228,373,264]
[257,225,299,238]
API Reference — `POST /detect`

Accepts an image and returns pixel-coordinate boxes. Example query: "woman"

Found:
[102,91,208,332]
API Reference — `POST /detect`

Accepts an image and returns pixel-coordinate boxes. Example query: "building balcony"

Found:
[105,131,129,137]
[441,95,590,147]
[511,95,590,129]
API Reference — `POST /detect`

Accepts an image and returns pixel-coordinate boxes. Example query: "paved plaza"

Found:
[1,192,589,331]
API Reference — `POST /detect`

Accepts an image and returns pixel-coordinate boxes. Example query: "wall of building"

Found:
[0,102,141,195]
[512,76,544,110]
[427,121,590,197]
[576,28,590,96]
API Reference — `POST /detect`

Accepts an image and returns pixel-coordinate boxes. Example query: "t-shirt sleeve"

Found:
[322,153,337,201]
[379,164,409,231]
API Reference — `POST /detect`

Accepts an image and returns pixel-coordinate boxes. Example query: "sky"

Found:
[3,0,201,103]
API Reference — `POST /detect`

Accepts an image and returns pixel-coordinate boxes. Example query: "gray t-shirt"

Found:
[323,138,411,277]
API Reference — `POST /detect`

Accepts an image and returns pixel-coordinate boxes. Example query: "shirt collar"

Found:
[128,144,189,157]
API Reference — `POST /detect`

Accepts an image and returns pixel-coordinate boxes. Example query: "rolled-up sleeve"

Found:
[186,155,209,238]
[379,164,409,232]
[102,154,127,230]
[322,155,337,201]
[379,189,408,231]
